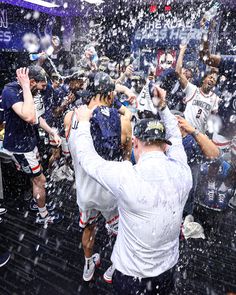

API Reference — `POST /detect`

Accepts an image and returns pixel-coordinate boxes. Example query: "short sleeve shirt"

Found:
[183,82,220,133]
[2,82,38,152]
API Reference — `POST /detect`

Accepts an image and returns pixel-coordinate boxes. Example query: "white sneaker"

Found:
[103,264,115,284]
[83,253,100,281]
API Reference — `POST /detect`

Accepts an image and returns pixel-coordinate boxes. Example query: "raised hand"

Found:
[16,68,30,88]
[152,85,167,110]
[176,116,195,134]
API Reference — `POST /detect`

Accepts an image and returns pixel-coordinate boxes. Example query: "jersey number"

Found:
[196,109,202,119]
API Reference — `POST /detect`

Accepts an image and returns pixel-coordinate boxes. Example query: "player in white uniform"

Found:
[176,44,220,133]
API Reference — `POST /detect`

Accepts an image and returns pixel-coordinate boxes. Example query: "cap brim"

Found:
[164,139,172,145]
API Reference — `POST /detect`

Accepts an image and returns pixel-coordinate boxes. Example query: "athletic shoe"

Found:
[83,253,100,282]
[29,199,56,212]
[0,208,7,215]
[103,264,115,284]
[228,194,236,210]
[0,252,10,267]
[35,211,64,225]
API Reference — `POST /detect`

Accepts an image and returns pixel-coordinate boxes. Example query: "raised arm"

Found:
[152,86,187,164]
[199,18,221,67]
[175,44,188,89]
[199,34,221,67]
[11,68,36,124]
[120,115,132,160]
[177,116,220,159]
[67,106,129,198]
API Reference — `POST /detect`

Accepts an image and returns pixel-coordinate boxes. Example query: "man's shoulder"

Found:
[2,82,21,97]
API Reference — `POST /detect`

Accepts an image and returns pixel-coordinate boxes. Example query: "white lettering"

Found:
[0,10,8,29]
[0,30,11,42]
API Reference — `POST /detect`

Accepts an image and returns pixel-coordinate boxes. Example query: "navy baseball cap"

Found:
[133,118,172,145]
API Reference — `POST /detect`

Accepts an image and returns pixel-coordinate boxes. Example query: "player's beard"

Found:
[31,86,38,96]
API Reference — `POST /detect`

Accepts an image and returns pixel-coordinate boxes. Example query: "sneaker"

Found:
[29,199,56,212]
[36,211,64,225]
[228,193,236,210]
[103,264,115,284]
[0,252,10,267]
[83,253,100,282]
[0,208,7,215]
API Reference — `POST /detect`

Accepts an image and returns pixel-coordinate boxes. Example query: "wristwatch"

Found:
[191,129,200,138]
[159,104,167,111]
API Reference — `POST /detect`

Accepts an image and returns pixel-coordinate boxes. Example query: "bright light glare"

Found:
[24,0,60,8]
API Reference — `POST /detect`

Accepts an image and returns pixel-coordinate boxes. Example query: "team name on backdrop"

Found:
[0,9,11,42]
[145,17,193,30]
[135,17,202,41]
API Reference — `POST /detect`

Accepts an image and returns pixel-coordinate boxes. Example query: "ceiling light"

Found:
[84,0,104,5]
[24,0,60,8]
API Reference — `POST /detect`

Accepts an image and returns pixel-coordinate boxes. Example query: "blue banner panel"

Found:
[0,3,60,52]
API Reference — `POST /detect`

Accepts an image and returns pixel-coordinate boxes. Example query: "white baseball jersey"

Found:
[183,82,220,133]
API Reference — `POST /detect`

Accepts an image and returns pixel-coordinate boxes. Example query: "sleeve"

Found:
[182,82,197,103]
[2,87,22,110]
[71,121,128,198]
[159,106,188,165]
[113,96,123,109]
[218,57,236,79]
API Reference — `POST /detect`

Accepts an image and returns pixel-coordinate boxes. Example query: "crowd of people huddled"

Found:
[0,16,236,294]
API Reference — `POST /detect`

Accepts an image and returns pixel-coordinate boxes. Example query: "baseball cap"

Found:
[133,118,172,145]
[28,65,47,82]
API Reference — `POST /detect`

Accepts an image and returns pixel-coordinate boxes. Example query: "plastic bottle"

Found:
[29,52,44,61]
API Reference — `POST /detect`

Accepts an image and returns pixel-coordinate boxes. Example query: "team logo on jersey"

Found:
[100,107,110,117]
[145,121,164,132]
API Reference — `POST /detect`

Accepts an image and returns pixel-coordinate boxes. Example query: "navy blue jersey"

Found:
[41,83,56,126]
[182,134,203,166]
[90,106,123,161]
[1,82,38,152]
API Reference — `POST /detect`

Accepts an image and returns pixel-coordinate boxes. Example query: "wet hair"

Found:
[28,65,47,82]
